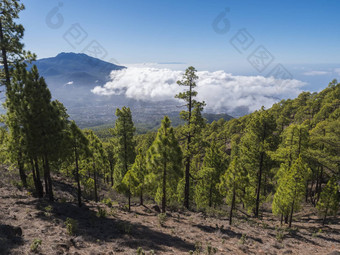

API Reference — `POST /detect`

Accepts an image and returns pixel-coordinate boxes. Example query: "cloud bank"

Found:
[303,71,330,76]
[92,67,306,114]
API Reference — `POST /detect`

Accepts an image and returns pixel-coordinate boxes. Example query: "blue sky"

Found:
[20,0,340,91]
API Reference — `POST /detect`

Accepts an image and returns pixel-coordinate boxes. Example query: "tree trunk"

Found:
[43,158,49,195]
[229,186,236,225]
[284,215,288,224]
[0,18,10,88]
[140,188,143,206]
[184,157,190,209]
[322,204,329,225]
[93,163,98,202]
[162,160,167,213]
[30,159,39,197]
[184,83,193,210]
[289,197,296,228]
[44,155,53,201]
[128,189,131,212]
[305,180,309,202]
[209,179,213,208]
[109,161,114,187]
[34,159,44,197]
[316,166,323,202]
[74,146,82,207]
[255,151,265,218]
[18,156,27,188]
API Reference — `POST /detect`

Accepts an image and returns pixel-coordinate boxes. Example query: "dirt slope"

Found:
[0,168,339,255]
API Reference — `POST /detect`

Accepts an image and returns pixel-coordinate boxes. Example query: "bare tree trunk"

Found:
[93,163,98,202]
[140,188,143,206]
[18,152,27,187]
[0,18,10,88]
[209,179,213,208]
[110,161,114,187]
[74,146,82,207]
[128,189,131,212]
[34,159,44,197]
[255,151,264,218]
[229,186,236,225]
[44,155,53,201]
[162,160,167,213]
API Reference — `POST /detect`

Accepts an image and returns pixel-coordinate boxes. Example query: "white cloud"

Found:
[92,67,306,114]
[303,71,330,76]
[65,81,74,85]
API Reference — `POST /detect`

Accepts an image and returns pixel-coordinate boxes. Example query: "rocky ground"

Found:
[0,167,339,255]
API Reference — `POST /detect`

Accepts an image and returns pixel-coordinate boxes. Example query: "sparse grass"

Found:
[195,241,203,254]
[312,228,323,237]
[239,233,247,245]
[287,226,299,235]
[30,238,42,252]
[136,247,145,255]
[158,213,167,227]
[205,243,217,254]
[65,217,78,236]
[96,207,107,218]
[108,207,117,217]
[101,197,115,207]
[275,228,285,242]
[44,205,53,216]
[215,223,224,231]
[261,222,269,229]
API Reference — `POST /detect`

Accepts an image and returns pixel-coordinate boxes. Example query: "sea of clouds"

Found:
[91,67,306,114]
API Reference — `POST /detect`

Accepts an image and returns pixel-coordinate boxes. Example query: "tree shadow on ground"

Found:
[53,179,78,198]
[35,201,194,253]
[0,224,24,254]
[193,224,263,243]
[315,234,340,244]
[267,230,320,246]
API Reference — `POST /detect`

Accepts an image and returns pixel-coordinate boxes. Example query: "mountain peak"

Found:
[32,52,125,85]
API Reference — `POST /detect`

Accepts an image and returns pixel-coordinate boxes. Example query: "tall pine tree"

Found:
[146,116,182,213]
[175,66,206,209]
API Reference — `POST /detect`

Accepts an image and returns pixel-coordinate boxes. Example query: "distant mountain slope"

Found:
[31,52,125,88]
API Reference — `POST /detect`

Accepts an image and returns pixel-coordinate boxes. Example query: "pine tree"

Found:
[0,0,35,90]
[316,177,340,225]
[175,66,206,209]
[194,141,225,209]
[103,142,115,187]
[111,107,135,210]
[4,66,27,187]
[271,124,309,166]
[272,156,310,227]
[83,129,107,202]
[219,136,247,225]
[239,108,276,217]
[146,116,182,213]
[68,121,89,207]
[122,148,147,206]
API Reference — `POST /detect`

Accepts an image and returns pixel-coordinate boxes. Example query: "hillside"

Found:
[1,167,339,255]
